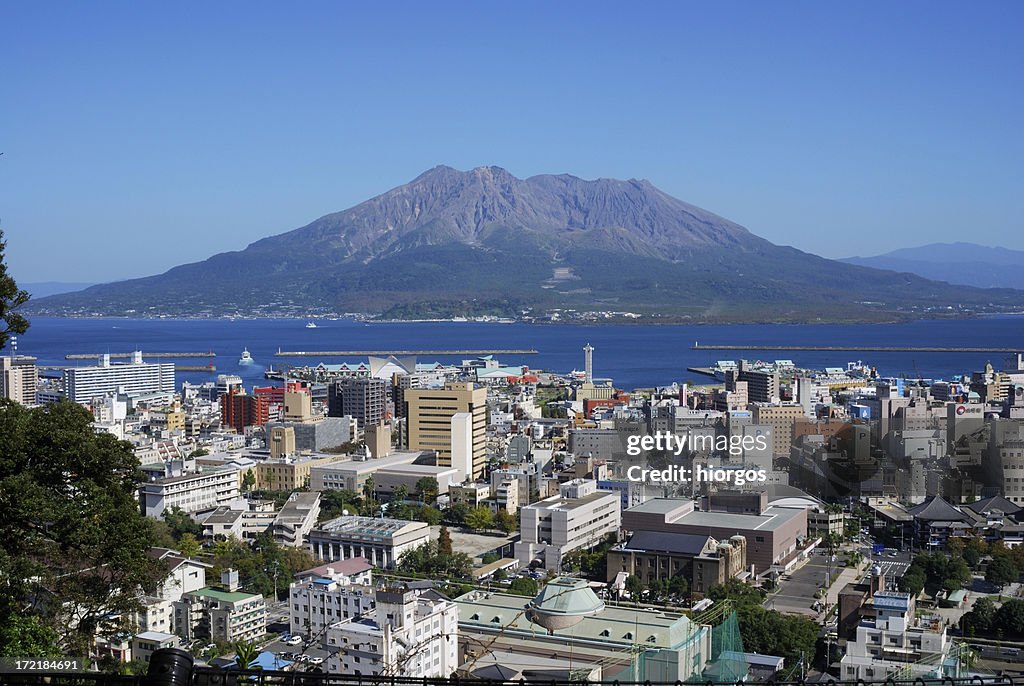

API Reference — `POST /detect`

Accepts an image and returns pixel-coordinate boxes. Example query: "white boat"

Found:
[305,321,318,329]
[238,348,255,365]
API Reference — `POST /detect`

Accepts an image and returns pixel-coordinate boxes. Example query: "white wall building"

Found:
[840,591,959,680]
[514,479,621,571]
[289,558,375,638]
[324,586,459,678]
[64,352,175,404]
[309,515,430,568]
[140,467,240,518]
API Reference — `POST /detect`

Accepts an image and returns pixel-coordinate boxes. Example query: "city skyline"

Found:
[1,1,1022,282]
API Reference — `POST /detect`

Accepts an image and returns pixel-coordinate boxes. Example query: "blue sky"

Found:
[1,1,1021,282]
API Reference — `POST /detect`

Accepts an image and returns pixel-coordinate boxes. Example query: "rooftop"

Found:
[619,532,714,556]
[315,515,427,537]
[187,587,261,603]
[456,589,700,649]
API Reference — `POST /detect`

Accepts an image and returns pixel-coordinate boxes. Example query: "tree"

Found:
[177,533,202,559]
[241,470,256,492]
[416,477,439,504]
[986,555,1018,590]
[0,615,60,658]
[900,567,926,596]
[464,506,495,532]
[995,599,1024,637]
[962,596,996,635]
[0,230,29,350]
[162,506,202,541]
[495,509,517,534]
[0,400,165,655]
[509,576,539,597]
[233,641,260,670]
[437,526,453,557]
[625,574,645,601]
[418,505,442,526]
[446,502,469,525]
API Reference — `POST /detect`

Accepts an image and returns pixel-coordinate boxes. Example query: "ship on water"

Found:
[238,348,255,365]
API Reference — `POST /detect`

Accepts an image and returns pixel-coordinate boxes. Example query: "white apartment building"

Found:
[841,591,959,680]
[309,516,430,568]
[324,586,459,678]
[176,577,267,644]
[140,467,240,518]
[514,479,621,571]
[289,558,376,638]
[64,352,175,404]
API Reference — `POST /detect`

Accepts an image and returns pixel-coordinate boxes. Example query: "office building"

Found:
[309,451,423,493]
[622,496,807,574]
[273,491,322,547]
[1,354,37,405]
[514,479,621,571]
[752,404,806,457]
[405,382,487,480]
[64,352,175,404]
[329,376,387,428]
[255,455,334,492]
[309,515,430,568]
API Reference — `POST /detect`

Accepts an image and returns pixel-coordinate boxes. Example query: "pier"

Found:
[42,364,216,372]
[692,344,1020,353]
[274,349,539,357]
[65,352,216,360]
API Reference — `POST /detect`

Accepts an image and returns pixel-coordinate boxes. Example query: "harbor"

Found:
[273,349,539,357]
[692,344,1021,353]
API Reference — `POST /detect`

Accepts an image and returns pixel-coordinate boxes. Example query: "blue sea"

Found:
[7,317,1023,390]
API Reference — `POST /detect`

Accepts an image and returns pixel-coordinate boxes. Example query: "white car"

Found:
[309,657,324,665]
[285,635,303,646]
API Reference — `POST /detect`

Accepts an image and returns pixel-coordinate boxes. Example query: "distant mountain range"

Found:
[21,281,96,298]
[29,167,1024,322]
[841,243,1024,290]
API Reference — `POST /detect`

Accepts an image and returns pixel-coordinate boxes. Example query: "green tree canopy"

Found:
[494,509,517,534]
[0,230,29,349]
[509,576,539,597]
[986,555,1018,590]
[0,400,165,655]
[464,505,495,532]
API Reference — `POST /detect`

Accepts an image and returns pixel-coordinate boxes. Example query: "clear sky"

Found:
[2,1,1021,282]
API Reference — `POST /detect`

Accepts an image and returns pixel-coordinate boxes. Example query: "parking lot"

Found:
[261,635,331,670]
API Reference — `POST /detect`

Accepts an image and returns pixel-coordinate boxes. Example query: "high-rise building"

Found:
[64,352,175,404]
[583,343,594,384]
[405,382,487,479]
[328,376,387,428]
[220,389,270,433]
[1,354,38,405]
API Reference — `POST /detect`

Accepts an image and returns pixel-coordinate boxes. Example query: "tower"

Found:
[583,343,594,384]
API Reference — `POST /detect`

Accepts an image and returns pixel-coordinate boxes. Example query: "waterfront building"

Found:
[1,354,38,405]
[64,352,174,404]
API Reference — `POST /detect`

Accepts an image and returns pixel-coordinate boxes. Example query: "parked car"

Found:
[309,657,324,665]
[286,635,303,646]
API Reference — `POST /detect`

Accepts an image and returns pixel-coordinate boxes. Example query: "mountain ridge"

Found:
[841,242,1024,291]
[29,167,1023,322]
